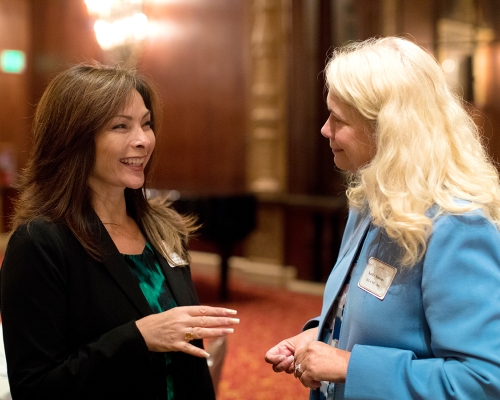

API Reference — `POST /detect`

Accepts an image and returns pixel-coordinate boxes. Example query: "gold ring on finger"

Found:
[184,327,194,342]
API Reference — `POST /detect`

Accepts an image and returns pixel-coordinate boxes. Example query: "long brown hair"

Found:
[13,63,196,264]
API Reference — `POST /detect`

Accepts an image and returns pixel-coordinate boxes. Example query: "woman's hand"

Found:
[293,342,350,389]
[135,305,239,358]
[265,327,318,374]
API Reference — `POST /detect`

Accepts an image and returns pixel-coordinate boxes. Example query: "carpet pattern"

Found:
[193,273,324,400]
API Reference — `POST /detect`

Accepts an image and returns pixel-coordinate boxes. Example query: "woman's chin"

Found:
[126,181,145,190]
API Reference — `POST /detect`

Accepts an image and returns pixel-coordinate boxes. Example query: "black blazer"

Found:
[0,217,215,400]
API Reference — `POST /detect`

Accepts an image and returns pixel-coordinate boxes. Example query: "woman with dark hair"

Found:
[0,63,239,400]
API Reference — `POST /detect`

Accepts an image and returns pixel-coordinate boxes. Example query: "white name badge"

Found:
[357,257,397,300]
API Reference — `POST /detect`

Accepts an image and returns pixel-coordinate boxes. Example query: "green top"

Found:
[122,242,177,400]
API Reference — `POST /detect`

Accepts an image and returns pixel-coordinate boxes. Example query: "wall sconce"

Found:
[84,0,149,63]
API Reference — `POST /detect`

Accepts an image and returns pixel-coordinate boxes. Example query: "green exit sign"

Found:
[1,50,26,74]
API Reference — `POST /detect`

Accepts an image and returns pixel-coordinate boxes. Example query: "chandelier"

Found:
[84,0,149,61]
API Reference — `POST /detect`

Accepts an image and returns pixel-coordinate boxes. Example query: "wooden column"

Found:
[247,0,288,193]
[244,0,289,265]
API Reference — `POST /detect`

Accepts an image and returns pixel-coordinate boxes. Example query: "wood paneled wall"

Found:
[29,0,103,103]
[1,0,249,195]
[0,0,31,169]
[477,0,500,166]
[139,0,250,193]
[3,0,500,280]
[5,0,500,199]
[0,0,31,231]
[0,0,250,233]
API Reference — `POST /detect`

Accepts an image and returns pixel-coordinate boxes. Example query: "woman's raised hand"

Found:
[135,305,239,358]
[293,342,350,389]
[265,328,318,374]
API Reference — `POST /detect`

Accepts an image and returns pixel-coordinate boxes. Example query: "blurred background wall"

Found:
[1,0,500,282]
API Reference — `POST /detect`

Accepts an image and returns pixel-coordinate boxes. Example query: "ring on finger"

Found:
[294,363,303,379]
[184,327,194,342]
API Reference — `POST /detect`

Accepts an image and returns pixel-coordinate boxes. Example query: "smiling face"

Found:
[88,89,155,198]
[321,95,375,173]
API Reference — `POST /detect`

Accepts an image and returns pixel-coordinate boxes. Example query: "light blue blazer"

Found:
[308,205,500,399]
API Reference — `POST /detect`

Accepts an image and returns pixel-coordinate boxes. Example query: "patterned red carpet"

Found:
[193,272,324,400]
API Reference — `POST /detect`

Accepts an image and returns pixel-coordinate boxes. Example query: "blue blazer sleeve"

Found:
[344,210,500,399]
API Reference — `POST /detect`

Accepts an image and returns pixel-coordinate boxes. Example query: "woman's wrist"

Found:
[333,348,351,383]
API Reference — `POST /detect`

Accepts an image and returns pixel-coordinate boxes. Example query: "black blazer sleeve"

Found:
[0,218,214,400]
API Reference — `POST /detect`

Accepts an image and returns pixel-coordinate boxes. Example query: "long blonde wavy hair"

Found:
[325,36,500,267]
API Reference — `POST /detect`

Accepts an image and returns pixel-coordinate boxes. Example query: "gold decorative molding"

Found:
[247,0,288,193]
[244,0,288,265]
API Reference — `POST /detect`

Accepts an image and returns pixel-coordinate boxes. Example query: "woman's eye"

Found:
[331,115,343,125]
[112,124,127,130]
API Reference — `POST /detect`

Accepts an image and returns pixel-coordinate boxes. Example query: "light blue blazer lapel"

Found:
[317,208,371,336]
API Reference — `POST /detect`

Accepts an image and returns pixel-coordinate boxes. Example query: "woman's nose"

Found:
[132,127,150,148]
[321,119,331,138]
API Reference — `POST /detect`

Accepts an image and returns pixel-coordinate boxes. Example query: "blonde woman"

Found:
[0,64,239,400]
[266,36,500,399]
